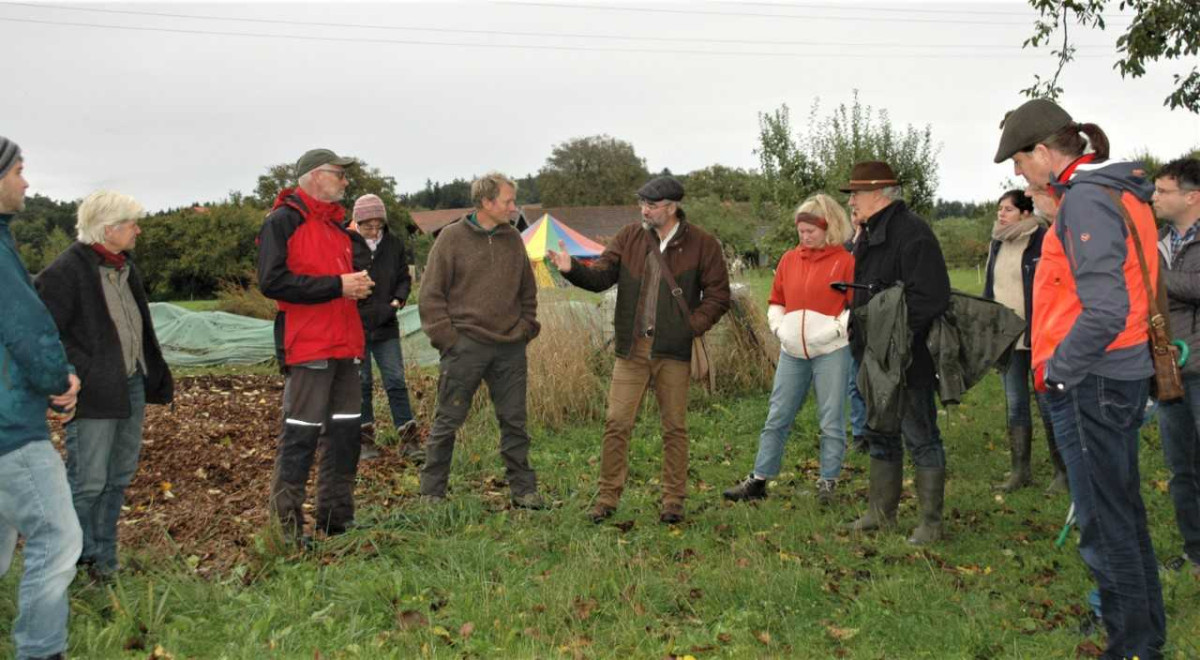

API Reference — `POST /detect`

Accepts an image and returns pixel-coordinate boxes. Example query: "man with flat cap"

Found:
[548,176,731,524]
[258,148,374,546]
[841,161,952,545]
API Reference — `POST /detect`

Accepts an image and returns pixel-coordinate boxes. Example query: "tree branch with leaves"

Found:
[1023,0,1199,113]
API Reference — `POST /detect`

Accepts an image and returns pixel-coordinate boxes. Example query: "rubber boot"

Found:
[996,426,1032,492]
[1045,425,1069,494]
[844,458,901,532]
[907,466,945,545]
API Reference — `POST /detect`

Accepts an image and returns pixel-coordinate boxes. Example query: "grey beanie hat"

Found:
[0,136,21,180]
[994,99,1074,163]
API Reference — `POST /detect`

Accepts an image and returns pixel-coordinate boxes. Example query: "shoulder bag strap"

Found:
[648,231,694,322]
[1102,187,1160,324]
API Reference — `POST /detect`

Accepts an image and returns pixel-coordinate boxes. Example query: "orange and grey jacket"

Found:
[1032,160,1156,389]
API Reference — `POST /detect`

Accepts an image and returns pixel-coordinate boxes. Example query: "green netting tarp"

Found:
[150,301,607,368]
[150,303,441,368]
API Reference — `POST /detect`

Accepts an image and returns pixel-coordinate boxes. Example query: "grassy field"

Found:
[5,269,1197,658]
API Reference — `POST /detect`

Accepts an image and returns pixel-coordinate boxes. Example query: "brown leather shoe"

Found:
[659,502,685,525]
[588,503,616,524]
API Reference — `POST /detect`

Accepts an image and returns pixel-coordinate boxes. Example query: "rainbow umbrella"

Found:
[521,214,606,287]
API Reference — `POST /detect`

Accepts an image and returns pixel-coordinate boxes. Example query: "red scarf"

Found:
[90,243,127,270]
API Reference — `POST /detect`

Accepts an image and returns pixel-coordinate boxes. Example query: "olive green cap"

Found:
[993,99,1074,163]
[295,148,355,178]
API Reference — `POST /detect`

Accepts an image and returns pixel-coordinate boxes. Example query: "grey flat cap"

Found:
[637,176,685,202]
[994,99,1074,163]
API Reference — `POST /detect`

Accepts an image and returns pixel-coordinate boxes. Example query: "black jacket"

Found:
[850,200,951,389]
[982,226,1047,343]
[356,227,412,343]
[34,242,173,418]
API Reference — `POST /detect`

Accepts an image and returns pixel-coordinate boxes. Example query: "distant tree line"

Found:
[14,99,1194,301]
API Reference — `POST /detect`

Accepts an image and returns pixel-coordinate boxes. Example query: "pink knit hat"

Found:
[353,194,387,222]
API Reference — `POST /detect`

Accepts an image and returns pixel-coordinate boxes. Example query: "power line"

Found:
[0,2,1111,51]
[0,14,1109,60]
[709,0,1131,20]
[503,0,1052,26]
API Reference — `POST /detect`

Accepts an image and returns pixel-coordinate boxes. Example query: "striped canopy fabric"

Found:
[521,214,607,287]
[521,213,606,259]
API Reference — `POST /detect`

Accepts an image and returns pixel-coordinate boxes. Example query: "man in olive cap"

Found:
[841,161,952,546]
[548,176,731,525]
[258,148,375,545]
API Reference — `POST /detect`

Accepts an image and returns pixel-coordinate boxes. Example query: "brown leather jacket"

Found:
[564,218,731,362]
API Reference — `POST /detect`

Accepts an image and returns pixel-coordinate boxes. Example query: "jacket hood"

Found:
[272,187,346,223]
[1063,160,1154,203]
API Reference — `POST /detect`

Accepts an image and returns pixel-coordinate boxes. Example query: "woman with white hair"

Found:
[724,193,855,505]
[34,190,173,579]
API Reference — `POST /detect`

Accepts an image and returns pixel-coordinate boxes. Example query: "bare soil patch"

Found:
[53,374,420,576]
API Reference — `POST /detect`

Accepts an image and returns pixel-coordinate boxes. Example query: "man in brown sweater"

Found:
[418,172,544,508]
[549,176,731,524]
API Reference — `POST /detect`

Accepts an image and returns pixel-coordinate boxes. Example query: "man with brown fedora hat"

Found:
[840,160,952,545]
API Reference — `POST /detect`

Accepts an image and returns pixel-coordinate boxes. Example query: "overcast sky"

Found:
[3,0,1198,211]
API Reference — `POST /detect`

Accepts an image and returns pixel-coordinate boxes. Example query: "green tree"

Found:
[1023,0,1199,112]
[537,135,650,206]
[136,203,263,299]
[755,94,940,262]
[682,165,759,202]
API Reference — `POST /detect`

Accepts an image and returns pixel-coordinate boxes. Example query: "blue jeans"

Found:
[848,355,867,437]
[1001,350,1054,432]
[753,347,850,481]
[1155,373,1200,561]
[866,387,945,468]
[65,372,146,574]
[0,441,83,659]
[1046,374,1165,659]
[360,337,414,428]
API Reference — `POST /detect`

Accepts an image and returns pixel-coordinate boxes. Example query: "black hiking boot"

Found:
[723,475,767,502]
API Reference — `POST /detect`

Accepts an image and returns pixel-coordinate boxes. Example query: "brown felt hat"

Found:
[839,161,899,193]
[993,99,1074,163]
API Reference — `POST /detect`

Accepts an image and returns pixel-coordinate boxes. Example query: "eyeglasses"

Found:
[316,168,347,181]
[638,199,670,210]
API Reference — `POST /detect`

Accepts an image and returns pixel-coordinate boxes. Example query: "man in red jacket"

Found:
[257,148,374,545]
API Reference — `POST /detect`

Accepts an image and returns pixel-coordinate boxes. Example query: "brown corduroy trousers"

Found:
[595,338,691,508]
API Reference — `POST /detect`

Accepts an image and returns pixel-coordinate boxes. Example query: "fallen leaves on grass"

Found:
[396,609,429,630]
[754,630,771,645]
[572,596,598,621]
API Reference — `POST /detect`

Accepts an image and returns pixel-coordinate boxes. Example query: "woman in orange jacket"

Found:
[724,193,855,505]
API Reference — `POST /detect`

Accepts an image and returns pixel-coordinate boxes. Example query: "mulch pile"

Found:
[52,374,419,576]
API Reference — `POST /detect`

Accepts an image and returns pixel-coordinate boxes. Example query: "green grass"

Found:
[4,373,1197,658]
[4,269,1196,658]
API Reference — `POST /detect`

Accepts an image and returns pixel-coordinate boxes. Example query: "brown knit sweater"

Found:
[418,215,540,352]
